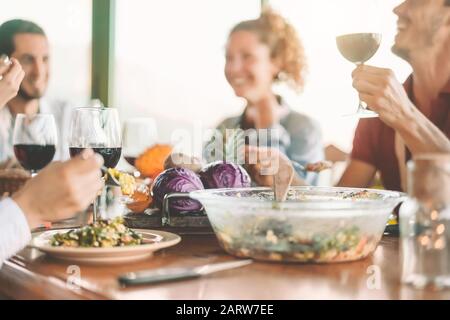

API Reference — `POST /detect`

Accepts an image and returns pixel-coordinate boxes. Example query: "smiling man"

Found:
[338,0,450,191]
[0,19,73,165]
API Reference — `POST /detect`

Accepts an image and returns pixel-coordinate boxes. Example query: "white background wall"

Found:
[114,0,261,146]
[114,0,412,153]
[0,0,92,106]
[271,0,412,151]
[1,0,412,154]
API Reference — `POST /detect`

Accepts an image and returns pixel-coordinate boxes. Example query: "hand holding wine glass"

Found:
[12,149,104,229]
[13,114,57,175]
[351,64,415,128]
[0,57,24,107]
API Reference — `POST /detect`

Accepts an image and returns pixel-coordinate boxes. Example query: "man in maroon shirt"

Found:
[242,0,449,191]
[339,0,450,192]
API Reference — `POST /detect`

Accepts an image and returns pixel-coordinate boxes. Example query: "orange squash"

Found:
[135,144,173,179]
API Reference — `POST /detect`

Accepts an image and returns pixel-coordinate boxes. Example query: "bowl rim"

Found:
[190,186,407,210]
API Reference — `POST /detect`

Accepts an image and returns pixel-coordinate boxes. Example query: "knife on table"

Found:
[118,259,253,286]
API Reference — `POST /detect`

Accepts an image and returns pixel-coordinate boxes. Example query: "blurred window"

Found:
[114,0,261,142]
[0,0,92,105]
[269,0,412,151]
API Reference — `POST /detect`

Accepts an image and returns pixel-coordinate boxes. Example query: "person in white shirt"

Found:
[0,47,104,267]
[0,148,104,266]
[0,19,73,165]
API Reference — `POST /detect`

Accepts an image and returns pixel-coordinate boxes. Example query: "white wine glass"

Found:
[335,0,382,118]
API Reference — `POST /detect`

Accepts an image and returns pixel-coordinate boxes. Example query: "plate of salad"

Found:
[30,217,181,265]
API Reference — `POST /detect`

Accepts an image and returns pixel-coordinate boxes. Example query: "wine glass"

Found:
[13,113,57,176]
[68,107,122,223]
[335,0,382,118]
[122,117,158,175]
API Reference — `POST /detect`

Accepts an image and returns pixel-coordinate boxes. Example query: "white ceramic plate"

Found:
[29,229,181,265]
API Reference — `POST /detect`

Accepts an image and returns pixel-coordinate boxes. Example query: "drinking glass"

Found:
[400,154,450,289]
[335,0,381,118]
[122,117,158,175]
[68,107,122,223]
[13,113,57,176]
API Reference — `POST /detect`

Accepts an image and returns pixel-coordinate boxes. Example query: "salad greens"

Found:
[51,217,143,248]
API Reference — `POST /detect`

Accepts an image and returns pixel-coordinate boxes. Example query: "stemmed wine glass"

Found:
[122,117,158,175]
[13,114,57,176]
[68,107,122,223]
[335,0,382,118]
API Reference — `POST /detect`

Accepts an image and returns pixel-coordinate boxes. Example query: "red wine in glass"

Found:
[12,114,58,175]
[14,144,56,171]
[69,147,122,168]
[68,107,122,224]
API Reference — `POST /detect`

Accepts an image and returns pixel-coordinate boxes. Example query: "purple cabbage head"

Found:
[152,167,204,213]
[199,161,251,189]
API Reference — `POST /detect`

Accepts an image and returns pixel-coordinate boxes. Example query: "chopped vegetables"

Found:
[107,168,136,195]
[50,217,143,248]
[106,168,152,212]
[215,219,378,263]
[342,190,382,200]
[126,190,152,213]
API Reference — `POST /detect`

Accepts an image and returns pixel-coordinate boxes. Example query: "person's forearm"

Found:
[12,189,42,229]
[396,107,450,155]
[0,198,32,265]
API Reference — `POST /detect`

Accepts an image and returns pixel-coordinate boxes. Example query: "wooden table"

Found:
[0,233,448,300]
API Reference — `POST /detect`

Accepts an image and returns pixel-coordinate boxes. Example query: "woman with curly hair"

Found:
[206,8,324,186]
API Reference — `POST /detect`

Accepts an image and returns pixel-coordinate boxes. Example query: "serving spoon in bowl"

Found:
[273,160,333,202]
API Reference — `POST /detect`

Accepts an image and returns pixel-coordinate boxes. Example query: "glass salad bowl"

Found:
[190,186,406,263]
